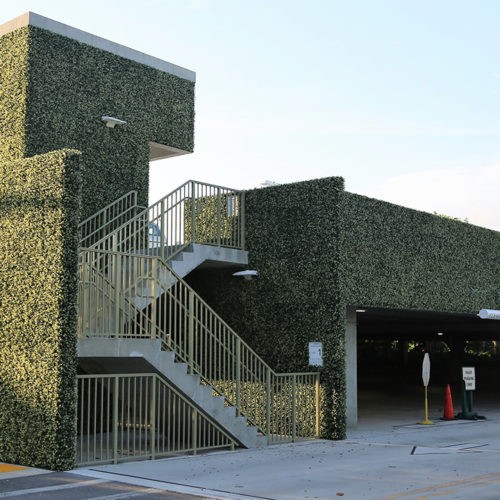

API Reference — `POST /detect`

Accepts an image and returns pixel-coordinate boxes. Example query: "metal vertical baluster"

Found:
[113,376,119,464]
[192,409,198,455]
[292,374,297,442]
[266,369,271,443]
[188,290,194,374]
[235,337,241,417]
[315,374,320,438]
[150,375,156,459]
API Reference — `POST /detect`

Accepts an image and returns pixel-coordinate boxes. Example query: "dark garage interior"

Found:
[356,307,500,422]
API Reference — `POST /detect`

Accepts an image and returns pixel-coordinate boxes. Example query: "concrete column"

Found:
[345,306,357,427]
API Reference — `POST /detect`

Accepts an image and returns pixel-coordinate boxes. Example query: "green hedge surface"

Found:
[0,150,81,470]
[1,25,194,220]
[0,18,195,469]
[0,27,29,161]
[340,192,500,312]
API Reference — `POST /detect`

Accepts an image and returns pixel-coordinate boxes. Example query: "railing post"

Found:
[188,289,195,374]
[190,181,196,243]
[79,254,87,337]
[240,191,245,250]
[266,369,271,443]
[292,374,297,442]
[217,187,221,246]
[192,409,198,456]
[315,374,320,438]
[160,198,165,261]
[235,337,241,417]
[114,253,122,335]
[150,375,156,460]
[150,259,157,339]
[113,376,119,464]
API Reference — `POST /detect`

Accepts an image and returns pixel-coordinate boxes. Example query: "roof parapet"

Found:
[0,11,196,82]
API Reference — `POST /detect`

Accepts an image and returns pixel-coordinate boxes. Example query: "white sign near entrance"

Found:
[421,353,431,387]
[462,366,476,391]
[308,342,323,367]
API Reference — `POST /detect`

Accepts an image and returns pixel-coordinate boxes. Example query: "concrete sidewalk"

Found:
[73,408,500,499]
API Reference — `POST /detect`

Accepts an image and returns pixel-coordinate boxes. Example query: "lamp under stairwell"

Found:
[232,270,258,281]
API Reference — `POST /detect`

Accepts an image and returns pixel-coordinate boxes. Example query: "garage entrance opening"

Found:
[347,306,500,429]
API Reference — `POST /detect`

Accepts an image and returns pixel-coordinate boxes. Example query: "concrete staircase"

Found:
[78,338,267,449]
[78,183,285,453]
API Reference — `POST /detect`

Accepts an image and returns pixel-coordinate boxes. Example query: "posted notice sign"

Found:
[309,342,323,367]
[462,366,476,391]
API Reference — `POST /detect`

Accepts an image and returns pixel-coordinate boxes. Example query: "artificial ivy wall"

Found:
[9,25,194,219]
[0,19,194,470]
[187,177,499,440]
[0,27,29,160]
[340,192,499,313]
[0,150,81,470]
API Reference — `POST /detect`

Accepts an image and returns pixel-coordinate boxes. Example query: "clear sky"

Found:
[3,1,499,231]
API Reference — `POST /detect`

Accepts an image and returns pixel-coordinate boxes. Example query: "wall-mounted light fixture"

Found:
[260,180,280,187]
[233,270,258,281]
[101,115,127,128]
[478,309,500,320]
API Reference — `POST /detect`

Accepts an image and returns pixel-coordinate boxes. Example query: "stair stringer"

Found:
[77,338,267,449]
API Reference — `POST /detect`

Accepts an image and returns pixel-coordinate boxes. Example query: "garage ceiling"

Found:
[355,307,500,340]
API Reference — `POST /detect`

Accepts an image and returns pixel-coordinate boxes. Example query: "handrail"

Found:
[79,191,141,248]
[78,248,320,443]
[87,180,245,262]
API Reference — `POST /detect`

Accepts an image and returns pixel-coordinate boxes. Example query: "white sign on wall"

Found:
[462,366,476,391]
[309,342,323,367]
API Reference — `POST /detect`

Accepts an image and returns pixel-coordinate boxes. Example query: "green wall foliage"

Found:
[340,192,500,312]
[0,27,29,160]
[1,25,194,220]
[184,194,240,246]
[0,21,194,469]
[0,149,81,470]
[188,178,499,440]
[187,177,347,439]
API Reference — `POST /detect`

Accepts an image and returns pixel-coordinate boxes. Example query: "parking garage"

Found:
[346,306,500,427]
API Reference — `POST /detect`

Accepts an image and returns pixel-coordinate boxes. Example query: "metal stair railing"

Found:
[78,248,320,444]
[79,251,159,339]
[87,180,245,263]
[79,191,144,249]
[76,373,238,466]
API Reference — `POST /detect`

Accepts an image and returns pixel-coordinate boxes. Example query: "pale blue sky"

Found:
[3,1,499,230]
